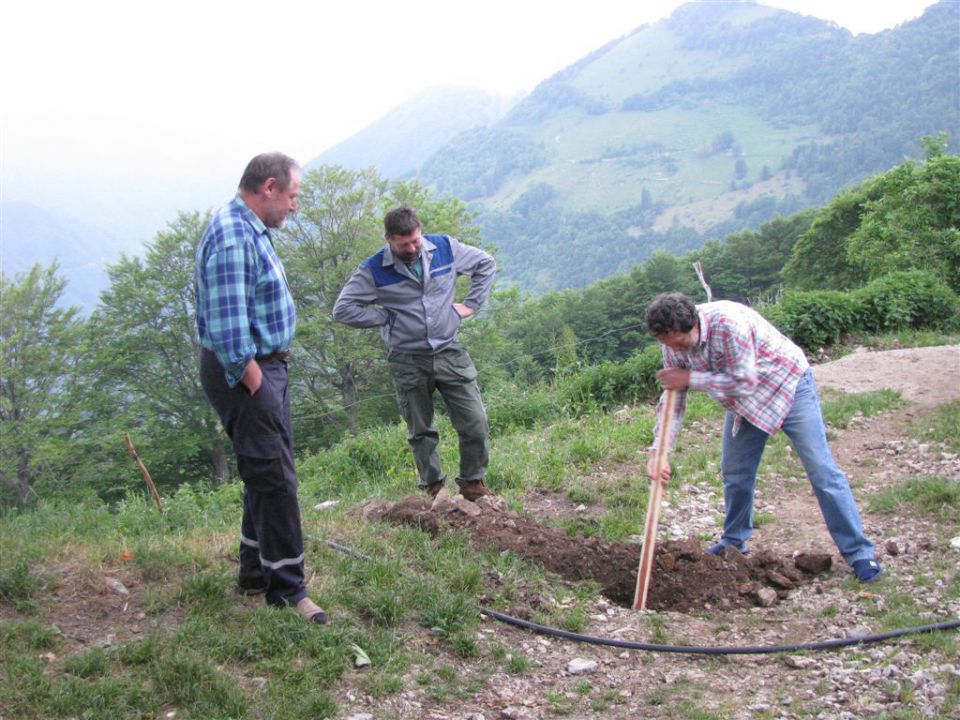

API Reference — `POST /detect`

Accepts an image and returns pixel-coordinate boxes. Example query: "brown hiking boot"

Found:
[425,481,444,497]
[459,480,491,502]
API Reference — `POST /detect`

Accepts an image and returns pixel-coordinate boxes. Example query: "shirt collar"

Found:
[694,306,710,351]
[232,195,268,237]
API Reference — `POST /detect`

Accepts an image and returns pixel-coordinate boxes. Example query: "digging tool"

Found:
[632,388,678,611]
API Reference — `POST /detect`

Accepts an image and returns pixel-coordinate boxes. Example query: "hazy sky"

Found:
[0,0,939,246]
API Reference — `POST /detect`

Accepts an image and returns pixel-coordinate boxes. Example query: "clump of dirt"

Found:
[359,493,831,612]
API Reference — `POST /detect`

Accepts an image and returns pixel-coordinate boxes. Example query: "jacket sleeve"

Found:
[451,238,496,310]
[332,265,390,328]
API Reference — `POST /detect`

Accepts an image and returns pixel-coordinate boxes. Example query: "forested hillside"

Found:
[2,140,958,509]
[414,0,959,292]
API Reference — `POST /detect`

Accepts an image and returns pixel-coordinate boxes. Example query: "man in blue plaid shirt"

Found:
[196,152,327,625]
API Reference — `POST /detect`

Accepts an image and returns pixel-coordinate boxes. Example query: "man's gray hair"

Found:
[239,152,299,193]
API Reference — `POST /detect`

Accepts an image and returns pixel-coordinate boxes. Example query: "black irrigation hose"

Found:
[480,607,960,655]
[316,538,960,656]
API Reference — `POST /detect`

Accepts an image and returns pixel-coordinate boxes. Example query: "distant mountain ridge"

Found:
[1,202,127,311]
[307,85,519,178]
[407,0,958,293]
[9,2,957,308]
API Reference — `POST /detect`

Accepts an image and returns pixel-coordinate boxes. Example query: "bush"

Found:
[762,270,958,352]
[768,290,863,351]
[556,344,663,414]
[486,383,563,434]
[855,270,959,333]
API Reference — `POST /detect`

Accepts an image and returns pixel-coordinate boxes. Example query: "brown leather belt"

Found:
[255,350,291,363]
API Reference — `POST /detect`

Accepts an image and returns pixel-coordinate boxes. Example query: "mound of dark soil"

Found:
[359,492,832,612]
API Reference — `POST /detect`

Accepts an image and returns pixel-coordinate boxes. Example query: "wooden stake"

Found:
[124,433,163,511]
[632,388,678,611]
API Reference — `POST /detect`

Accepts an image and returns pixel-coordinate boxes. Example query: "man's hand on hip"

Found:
[453,303,475,319]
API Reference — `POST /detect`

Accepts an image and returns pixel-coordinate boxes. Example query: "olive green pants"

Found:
[387,343,489,489]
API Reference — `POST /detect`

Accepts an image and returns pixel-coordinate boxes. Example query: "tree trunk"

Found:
[209,442,230,485]
[339,367,360,435]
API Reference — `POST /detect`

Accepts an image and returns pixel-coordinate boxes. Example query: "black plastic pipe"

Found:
[317,537,960,655]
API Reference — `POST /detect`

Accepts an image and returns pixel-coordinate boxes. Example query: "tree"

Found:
[783,139,960,292]
[87,211,231,492]
[0,263,85,507]
[781,186,872,290]
[276,166,390,441]
[276,168,486,446]
[847,146,960,291]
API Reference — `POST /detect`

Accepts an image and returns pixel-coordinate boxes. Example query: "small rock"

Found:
[950,536,960,550]
[567,658,598,674]
[756,588,779,607]
[345,715,374,720]
[884,539,901,556]
[104,577,129,596]
[313,500,339,510]
[476,494,508,512]
[766,570,795,589]
[794,552,832,574]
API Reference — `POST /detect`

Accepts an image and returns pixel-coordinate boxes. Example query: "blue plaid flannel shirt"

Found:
[195,196,296,387]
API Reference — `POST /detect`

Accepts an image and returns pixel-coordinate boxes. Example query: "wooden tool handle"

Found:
[632,388,678,610]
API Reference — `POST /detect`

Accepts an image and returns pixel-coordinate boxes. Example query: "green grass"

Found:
[914,400,960,452]
[2,350,958,719]
[819,388,903,429]
[868,476,960,521]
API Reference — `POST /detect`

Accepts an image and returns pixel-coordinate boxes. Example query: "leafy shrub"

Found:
[767,290,862,351]
[486,383,563,434]
[854,270,959,333]
[556,344,662,413]
[763,269,958,351]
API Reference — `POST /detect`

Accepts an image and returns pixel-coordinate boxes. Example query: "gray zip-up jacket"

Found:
[332,234,496,354]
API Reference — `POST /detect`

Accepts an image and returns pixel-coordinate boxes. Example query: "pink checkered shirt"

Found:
[652,300,809,450]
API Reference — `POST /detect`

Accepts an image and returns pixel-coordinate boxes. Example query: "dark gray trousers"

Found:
[387,342,489,489]
[200,350,307,607]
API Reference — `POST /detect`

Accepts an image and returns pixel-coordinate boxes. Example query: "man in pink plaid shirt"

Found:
[645,292,882,583]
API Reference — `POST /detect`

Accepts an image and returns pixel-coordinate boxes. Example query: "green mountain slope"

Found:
[414,0,959,293]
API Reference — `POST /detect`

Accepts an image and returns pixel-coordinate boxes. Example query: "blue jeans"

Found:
[718,370,875,565]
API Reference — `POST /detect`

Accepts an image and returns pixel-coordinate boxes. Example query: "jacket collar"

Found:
[381,235,437,267]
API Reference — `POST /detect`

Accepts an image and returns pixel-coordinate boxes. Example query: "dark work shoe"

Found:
[459,480,491,502]
[425,481,444,498]
[852,558,882,583]
[705,543,749,556]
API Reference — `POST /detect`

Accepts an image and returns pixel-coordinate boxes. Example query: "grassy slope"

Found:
[2,368,957,718]
[482,11,828,224]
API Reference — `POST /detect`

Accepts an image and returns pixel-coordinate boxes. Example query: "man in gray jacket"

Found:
[333,206,497,500]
